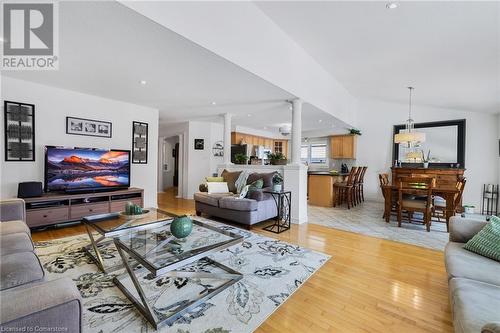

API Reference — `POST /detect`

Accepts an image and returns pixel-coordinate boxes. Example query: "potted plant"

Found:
[266,152,287,165]
[421,150,431,168]
[348,128,362,135]
[272,173,284,192]
[234,153,249,165]
[463,205,475,215]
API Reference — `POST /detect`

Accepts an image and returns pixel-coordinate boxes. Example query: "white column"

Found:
[223,113,232,165]
[291,98,303,165]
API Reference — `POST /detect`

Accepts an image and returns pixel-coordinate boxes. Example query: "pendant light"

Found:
[394,87,425,147]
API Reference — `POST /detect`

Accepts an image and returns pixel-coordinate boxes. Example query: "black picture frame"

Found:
[393,119,466,168]
[132,121,148,164]
[66,116,112,138]
[4,100,35,161]
[194,139,204,150]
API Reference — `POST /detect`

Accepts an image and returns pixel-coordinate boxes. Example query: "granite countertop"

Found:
[307,171,349,176]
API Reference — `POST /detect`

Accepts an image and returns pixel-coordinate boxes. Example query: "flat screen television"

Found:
[45,146,130,193]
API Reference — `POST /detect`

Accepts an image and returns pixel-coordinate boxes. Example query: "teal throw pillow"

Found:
[464,216,500,262]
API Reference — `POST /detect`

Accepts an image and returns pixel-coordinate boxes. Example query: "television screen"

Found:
[45,147,130,192]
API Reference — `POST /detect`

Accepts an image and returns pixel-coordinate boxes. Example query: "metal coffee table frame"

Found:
[112,220,243,329]
[82,211,174,273]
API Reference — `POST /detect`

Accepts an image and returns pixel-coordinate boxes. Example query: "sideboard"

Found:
[23,187,144,228]
[391,167,465,187]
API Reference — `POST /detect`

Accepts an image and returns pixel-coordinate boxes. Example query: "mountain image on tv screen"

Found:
[46,148,130,191]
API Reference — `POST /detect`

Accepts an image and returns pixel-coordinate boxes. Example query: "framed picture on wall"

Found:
[132,121,148,164]
[4,101,35,161]
[66,116,112,138]
[194,139,204,150]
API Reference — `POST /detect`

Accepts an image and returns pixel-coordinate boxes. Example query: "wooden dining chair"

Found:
[433,177,467,221]
[352,167,364,205]
[358,166,368,203]
[397,177,435,232]
[379,173,397,219]
[334,166,358,209]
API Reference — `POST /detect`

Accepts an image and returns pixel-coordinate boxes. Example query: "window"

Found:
[310,144,327,164]
[301,140,328,165]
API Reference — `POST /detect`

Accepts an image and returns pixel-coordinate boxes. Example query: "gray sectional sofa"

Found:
[445,216,500,333]
[0,199,83,332]
[194,191,277,228]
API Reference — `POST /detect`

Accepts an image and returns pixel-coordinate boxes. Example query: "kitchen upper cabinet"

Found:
[273,140,288,157]
[231,132,287,154]
[330,135,357,159]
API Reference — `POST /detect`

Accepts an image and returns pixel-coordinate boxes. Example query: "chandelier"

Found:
[394,87,425,148]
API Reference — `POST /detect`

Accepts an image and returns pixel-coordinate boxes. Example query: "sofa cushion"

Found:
[1,233,34,256]
[193,192,232,208]
[0,252,44,291]
[464,215,500,262]
[206,176,224,182]
[445,242,500,286]
[247,172,276,188]
[0,220,30,236]
[449,278,500,333]
[247,190,264,201]
[219,197,258,211]
[221,170,242,193]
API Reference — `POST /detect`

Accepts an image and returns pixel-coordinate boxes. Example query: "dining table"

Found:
[381,184,460,232]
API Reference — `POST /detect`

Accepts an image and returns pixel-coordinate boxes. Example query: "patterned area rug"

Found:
[35,218,329,333]
[308,201,451,250]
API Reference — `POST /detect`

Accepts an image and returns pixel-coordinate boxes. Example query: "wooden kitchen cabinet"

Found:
[330,135,357,159]
[273,140,288,157]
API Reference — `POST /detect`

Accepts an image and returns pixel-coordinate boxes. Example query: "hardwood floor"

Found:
[31,188,453,333]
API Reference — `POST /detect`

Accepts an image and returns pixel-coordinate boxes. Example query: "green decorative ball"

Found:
[170,215,193,239]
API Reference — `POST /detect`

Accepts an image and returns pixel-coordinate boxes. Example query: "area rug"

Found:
[34,218,330,333]
[308,201,451,250]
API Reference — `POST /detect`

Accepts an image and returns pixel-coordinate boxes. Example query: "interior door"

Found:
[173,142,179,187]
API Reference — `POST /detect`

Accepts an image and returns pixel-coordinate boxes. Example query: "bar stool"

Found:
[334,167,358,209]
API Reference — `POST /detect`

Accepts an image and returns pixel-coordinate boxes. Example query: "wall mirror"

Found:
[393,119,466,168]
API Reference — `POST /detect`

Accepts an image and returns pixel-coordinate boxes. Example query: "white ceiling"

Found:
[2,1,348,134]
[257,1,500,113]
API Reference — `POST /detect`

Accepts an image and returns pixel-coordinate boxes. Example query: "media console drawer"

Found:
[71,202,110,219]
[27,207,70,227]
[110,199,142,213]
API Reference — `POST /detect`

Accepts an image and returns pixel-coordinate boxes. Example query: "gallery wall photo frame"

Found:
[194,138,204,150]
[132,121,148,164]
[4,100,35,161]
[66,116,112,138]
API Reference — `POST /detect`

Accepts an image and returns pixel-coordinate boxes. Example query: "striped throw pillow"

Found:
[464,216,500,262]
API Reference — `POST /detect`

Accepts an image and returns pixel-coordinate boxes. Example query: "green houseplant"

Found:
[266,152,287,165]
[234,153,249,165]
[421,150,431,168]
[272,173,284,192]
[348,128,362,135]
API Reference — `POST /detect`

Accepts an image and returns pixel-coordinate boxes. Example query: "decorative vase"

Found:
[464,206,475,214]
[273,184,282,192]
[423,162,429,169]
[170,215,193,239]
[270,159,287,165]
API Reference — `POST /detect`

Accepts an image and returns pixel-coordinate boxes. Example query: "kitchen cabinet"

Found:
[273,140,288,157]
[231,132,287,155]
[330,135,357,159]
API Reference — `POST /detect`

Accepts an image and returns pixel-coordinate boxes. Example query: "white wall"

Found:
[1,77,159,207]
[355,98,499,208]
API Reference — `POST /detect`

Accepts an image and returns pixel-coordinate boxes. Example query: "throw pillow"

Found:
[464,215,500,262]
[248,178,264,190]
[199,183,208,192]
[206,176,224,182]
[247,172,276,188]
[207,182,229,194]
[221,169,242,193]
[247,189,264,201]
[238,185,250,199]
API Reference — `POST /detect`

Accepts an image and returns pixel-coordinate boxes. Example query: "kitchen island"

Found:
[308,171,349,207]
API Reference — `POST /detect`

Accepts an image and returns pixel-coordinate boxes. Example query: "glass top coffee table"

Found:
[112,219,243,329]
[82,208,176,272]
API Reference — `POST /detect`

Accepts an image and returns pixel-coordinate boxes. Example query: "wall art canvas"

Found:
[4,101,35,161]
[132,121,148,164]
[194,138,204,150]
[66,117,112,138]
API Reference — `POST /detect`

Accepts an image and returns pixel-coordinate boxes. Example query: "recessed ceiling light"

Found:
[247,114,252,117]
[263,126,267,130]
[211,101,217,105]
[386,2,399,9]
[139,80,147,85]
[318,119,323,123]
